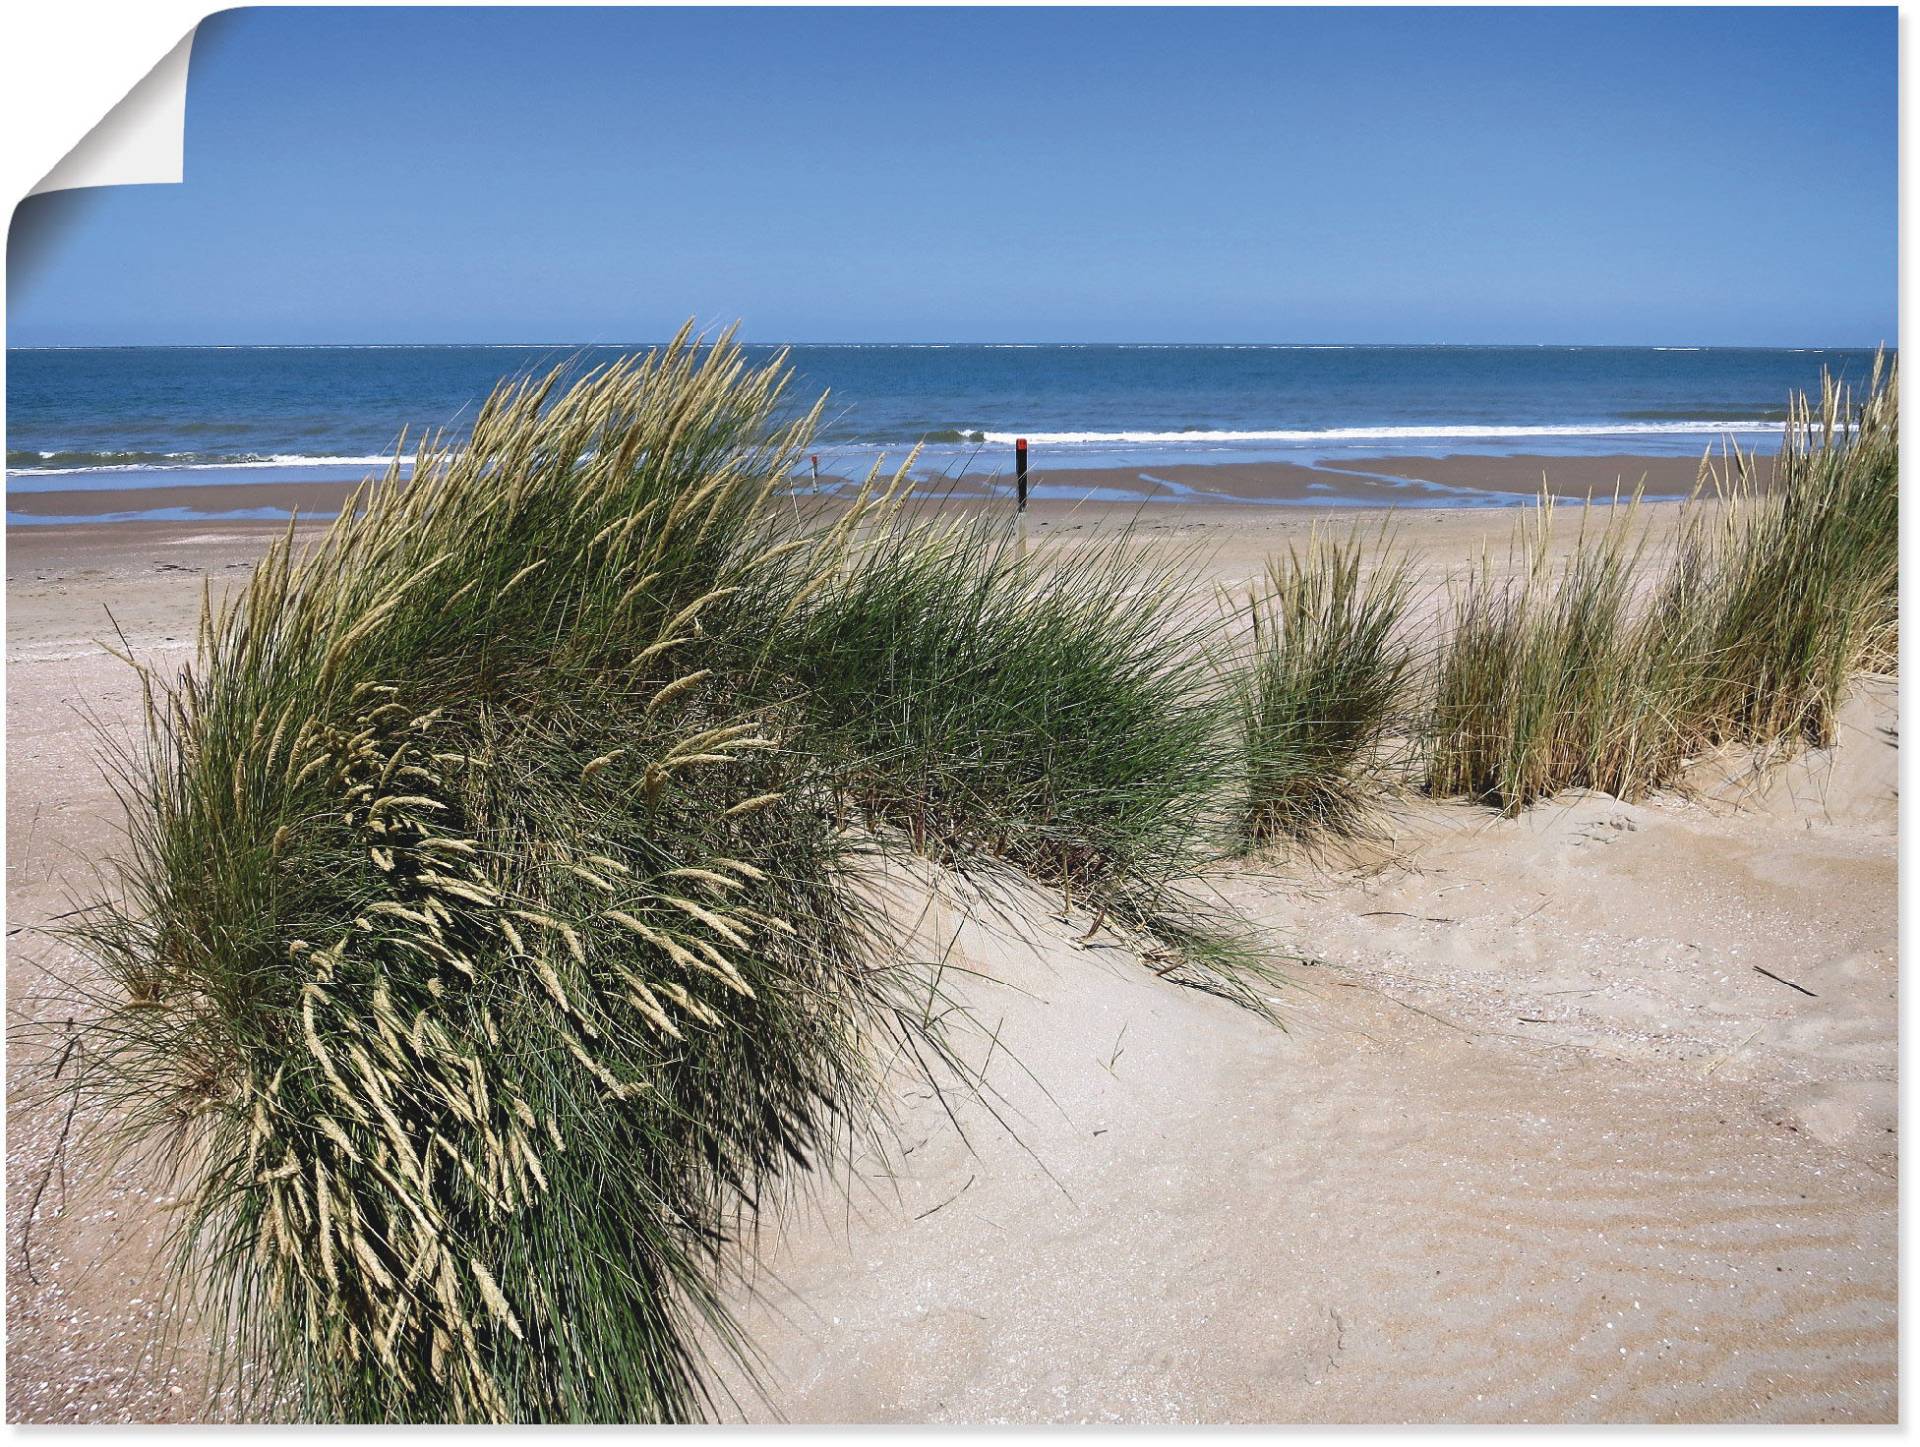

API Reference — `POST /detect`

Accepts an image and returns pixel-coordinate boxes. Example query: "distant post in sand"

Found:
[1014,437,1030,556]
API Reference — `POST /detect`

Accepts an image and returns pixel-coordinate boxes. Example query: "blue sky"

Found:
[7,6,1897,346]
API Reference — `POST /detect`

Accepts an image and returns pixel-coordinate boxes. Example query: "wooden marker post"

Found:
[1014,437,1030,557]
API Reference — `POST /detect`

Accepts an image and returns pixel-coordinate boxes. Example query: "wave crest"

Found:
[9,450,394,476]
[971,420,1786,446]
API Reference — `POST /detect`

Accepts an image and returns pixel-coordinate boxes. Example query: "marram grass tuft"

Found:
[1237,526,1417,846]
[1421,498,1657,812]
[50,333,1280,1422]
[1683,352,1899,751]
[744,500,1278,1011]
[58,333,947,1422]
[1420,354,1898,811]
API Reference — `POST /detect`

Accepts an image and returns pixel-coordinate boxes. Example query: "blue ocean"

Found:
[4,344,1886,513]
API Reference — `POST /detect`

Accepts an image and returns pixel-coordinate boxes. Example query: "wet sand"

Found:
[1317,451,1763,499]
[5,498,1893,1423]
[5,480,362,522]
[6,450,1752,527]
[960,452,1740,507]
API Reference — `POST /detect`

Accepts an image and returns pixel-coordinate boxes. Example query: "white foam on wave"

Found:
[974,420,1785,446]
[10,453,395,476]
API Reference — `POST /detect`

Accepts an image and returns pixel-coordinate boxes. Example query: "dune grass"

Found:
[1237,527,1417,844]
[749,505,1271,1004]
[1422,501,1662,811]
[757,512,1225,895]
[1421,355,1898,810]
[1683,356,1899,750]
[59,335,960,1422]
[52,334,1277,1423]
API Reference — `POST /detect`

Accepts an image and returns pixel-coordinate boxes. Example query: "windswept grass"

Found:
[1684,355,1899,750]
[1422,355,1898,810]
[1238,527,1416,845]
[750,506,1272,1005]
[57,333,941,1422]
[1423,501,1659,811]
[758,513,1226,889]
[49,334,1278,1423]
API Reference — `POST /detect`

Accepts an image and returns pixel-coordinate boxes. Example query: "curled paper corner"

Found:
[29,27,198,197]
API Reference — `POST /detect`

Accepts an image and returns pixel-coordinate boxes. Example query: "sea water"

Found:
[6,343,1885,510]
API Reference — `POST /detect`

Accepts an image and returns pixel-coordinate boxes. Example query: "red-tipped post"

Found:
[1015,437,1029,513]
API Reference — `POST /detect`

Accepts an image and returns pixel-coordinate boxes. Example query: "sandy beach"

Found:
[3,495,1893,1423]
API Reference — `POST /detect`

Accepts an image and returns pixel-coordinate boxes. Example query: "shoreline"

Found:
[6,450,1742,526]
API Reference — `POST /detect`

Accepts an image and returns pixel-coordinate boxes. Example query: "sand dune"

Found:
[710,700,1896,1422]
[4,509,1895,1423]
